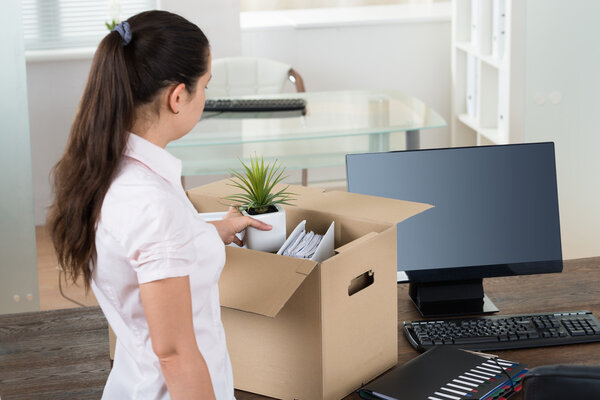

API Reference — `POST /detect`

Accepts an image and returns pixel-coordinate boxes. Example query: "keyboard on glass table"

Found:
[204,97,307,112]
[404,310,600,352]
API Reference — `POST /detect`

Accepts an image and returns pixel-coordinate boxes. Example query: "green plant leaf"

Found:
[105,19,119,31]
[223,154,297,213]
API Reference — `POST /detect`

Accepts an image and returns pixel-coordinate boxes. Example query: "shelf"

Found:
[455,41,475,54]
[452,0,522,147]
[457,114,504,145]
[455,42,503,69]
[458,113,480,132]
[480,128,506,144]
[479,53,504,69]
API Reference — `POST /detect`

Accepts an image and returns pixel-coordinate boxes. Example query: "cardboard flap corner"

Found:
[295,190,434,224]
[218,246,318,318]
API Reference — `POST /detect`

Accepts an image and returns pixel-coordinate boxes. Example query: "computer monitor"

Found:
[346,142,563,317]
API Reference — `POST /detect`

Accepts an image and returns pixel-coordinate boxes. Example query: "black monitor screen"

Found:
[346,143,563,315]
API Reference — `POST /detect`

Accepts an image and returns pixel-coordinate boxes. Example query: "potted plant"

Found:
[224,154,296,252]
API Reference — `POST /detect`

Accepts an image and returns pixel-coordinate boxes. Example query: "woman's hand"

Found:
[208,207,272,246]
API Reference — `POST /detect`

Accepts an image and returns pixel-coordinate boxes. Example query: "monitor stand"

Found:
[408,279,499,318]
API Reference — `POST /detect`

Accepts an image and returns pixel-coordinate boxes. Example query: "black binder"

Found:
[357,346,527,400]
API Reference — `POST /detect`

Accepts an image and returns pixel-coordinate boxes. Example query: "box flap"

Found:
[219,246,318,318]
[187,179,432,225]
[293,190,433,224]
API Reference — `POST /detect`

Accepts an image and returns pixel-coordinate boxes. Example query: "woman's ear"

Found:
[168,83,186,114]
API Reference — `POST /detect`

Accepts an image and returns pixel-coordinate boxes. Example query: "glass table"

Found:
[167,90,446,185]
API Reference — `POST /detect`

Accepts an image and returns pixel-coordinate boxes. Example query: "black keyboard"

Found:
[404,310,600,352]
[204,97,307,112]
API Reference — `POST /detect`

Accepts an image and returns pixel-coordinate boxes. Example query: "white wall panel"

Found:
[524,0,600,259]
[161,0,242,58]
[27,59,90,229]
[1,0,39,313]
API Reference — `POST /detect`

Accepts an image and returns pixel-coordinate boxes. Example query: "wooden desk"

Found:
[235,257,600,399]
[0,258,597,399]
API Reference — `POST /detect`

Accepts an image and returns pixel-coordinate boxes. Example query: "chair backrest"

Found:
[522,364,600,400]
[206,56,304,97]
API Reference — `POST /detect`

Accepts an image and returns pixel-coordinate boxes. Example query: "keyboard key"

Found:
[454,336,498,345]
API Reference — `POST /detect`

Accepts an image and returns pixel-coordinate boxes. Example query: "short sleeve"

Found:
[122,193,199,284]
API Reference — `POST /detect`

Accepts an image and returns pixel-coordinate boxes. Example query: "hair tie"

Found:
[113,21,132,46]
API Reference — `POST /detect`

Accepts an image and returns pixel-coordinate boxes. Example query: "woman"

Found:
[47,10,269,399]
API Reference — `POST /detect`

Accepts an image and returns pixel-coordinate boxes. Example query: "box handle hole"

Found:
[348,269,374,296]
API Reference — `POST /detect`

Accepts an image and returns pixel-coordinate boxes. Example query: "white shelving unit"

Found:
[451,0,525,146]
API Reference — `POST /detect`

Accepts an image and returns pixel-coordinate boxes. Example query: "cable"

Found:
[490,356,515,392]
[466,350,517,394]
[57,266,86,308]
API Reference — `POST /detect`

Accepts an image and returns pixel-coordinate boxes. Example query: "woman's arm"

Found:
[140,276,216,400]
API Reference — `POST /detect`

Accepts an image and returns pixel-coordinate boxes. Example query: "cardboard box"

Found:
[187,180,432,400]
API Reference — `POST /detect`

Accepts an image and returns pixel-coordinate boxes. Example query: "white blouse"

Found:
[91,133,234,399]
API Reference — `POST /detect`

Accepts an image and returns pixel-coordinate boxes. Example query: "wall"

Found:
[524,0,600,259]
[160,0,242,58]
[27,4,452,226]
[1,0,40,313]
[241,0,444,12]
[27,58,92,233]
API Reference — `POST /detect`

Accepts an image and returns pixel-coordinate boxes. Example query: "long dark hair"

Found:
[47,10,210,290]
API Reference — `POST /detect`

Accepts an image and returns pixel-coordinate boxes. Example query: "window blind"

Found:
[22,0,157,51]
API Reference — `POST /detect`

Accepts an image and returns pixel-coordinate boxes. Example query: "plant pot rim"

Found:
[243,204,285,216]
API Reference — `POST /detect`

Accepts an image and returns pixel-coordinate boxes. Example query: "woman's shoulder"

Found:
[116,156,167,185]
[100,158,184,233]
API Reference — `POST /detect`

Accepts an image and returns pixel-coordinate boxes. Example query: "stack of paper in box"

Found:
[277,220,334,262]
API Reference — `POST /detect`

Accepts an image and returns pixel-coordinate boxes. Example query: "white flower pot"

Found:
[243,204,286,252]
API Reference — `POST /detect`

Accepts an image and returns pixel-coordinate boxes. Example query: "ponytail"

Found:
[47,11,210,290]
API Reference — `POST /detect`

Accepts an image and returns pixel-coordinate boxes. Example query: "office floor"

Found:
[0,228,107,399]
[36,225,98,310]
